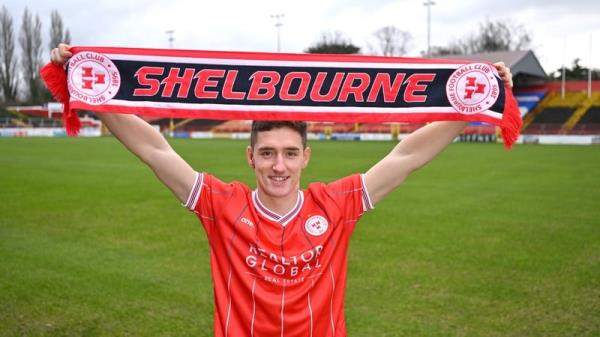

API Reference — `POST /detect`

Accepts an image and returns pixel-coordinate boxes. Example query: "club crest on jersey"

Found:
[67,51,121,105]
[305,215,328,236]
[446,62,499,115]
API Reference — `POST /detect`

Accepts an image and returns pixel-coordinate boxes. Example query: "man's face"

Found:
[246,127,311,200]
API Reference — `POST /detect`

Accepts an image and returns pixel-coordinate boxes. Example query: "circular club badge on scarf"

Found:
[446,63,500,115]
[67,52,121,105]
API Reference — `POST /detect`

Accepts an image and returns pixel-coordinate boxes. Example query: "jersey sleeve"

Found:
[324,173,374,223]
[182,172,238,236]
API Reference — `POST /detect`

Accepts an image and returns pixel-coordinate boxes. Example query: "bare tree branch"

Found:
[430,19,532,57]
[305,31,361,54]
[372,25,412,56]
[0,5,18,103]
[20,7,43,103]
[49,10,70,51]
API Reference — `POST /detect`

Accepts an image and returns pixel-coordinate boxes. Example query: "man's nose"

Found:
[272,154,285,172]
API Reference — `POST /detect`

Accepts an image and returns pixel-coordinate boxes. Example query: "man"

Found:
[51,44,512,337]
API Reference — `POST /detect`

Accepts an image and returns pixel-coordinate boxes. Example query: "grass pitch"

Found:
[1,137,599,337]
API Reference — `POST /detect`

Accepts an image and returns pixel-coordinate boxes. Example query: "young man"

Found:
[51,44,512,337]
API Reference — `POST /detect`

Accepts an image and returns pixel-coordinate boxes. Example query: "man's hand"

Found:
[494,62,513,88]
[50,43,72,65]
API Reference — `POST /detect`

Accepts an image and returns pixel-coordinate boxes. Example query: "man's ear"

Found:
[246,145,255,168]
[302,147,311,168]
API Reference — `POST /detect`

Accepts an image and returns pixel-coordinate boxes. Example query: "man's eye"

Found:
[287,152,298,157]
[260,151,272,157]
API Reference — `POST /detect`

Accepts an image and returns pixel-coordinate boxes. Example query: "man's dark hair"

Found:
[250,121,308,148]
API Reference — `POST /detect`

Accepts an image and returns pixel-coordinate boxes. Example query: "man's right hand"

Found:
[50,43,72,65]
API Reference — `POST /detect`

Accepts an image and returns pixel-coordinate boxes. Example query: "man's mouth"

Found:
[269,176,289,183]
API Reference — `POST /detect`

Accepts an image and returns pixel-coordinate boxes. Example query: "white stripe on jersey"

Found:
[251,278,256,337]
[281,285,286,337]
[183,172,197,207]
[308,292,314,337]
[183,172,203,210]
[329,266,336,336]
[252,190,304,226]
[360,174,375,211]
[225,270,232,337]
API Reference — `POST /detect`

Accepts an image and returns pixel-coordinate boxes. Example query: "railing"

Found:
[0,117,63,128]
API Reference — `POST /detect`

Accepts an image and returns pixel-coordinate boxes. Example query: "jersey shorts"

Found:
[184,173,374,337]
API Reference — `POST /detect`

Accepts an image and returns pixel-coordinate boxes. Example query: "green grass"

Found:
[1,137,599,337]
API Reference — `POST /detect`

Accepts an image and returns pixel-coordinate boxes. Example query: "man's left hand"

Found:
[494,62,513,88]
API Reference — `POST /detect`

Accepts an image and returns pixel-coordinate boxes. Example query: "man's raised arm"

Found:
[52,44,196,203]
[364,62,513,205]
[364,121,468,205]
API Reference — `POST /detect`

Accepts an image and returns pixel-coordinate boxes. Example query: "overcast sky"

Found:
[4,0,600,74]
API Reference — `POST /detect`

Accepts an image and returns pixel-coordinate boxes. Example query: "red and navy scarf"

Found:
[41,46,521,148]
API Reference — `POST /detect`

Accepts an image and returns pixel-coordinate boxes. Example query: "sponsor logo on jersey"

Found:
[446,62,499,115]
[68,52,121,105]
[245,244,323,281]
[241,217,254,228]
[305,215,328,236]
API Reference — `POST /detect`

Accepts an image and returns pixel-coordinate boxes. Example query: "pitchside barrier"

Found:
[0,127,101,137]
[2,127,599,145]
[518,135,600,145]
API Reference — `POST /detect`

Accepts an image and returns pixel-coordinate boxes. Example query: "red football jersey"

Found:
[184,172,373,337]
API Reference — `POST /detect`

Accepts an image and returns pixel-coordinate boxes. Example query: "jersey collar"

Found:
[252,190,304,227]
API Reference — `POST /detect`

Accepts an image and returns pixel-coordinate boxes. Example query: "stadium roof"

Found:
[443,50,548,80]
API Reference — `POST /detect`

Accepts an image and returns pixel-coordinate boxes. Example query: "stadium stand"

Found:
[308,122,354,134]
[148,118,224,132]
[0,108,14,118]
[578,107,600,123]
[354,123,427,134]
[0,109,12,127]
[561,92,600,133]
[521,89,600,134]
[570,107,600,135]
[176,119,224,132]
[357,123,393,133]
[533,108,574,123]
[4,105,62,127]
[524,108,574,134]
[514,90,547,117]
[212,120,252,133]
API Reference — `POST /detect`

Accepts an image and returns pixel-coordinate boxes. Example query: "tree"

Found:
[64,29,71,45]
[0,6,18,103]
[49,10,70,52]
[428,44,465,57]
[19,7,43,103]
[372,25,412,56]
[305,31,360,54]
[430,19,531,57]
[550,58,600,81]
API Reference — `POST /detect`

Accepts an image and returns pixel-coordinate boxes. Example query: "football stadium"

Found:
[1,6,600,337]
[2,49,599,337]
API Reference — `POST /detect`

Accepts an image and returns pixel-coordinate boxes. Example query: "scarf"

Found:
[40,46,521,148]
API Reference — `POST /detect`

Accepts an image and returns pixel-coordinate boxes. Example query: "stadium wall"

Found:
[0,127,101,137]
[2,126,600,145]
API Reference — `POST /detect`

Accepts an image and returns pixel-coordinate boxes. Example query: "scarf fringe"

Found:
[500,86,522,149]
[40,62,80,136]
